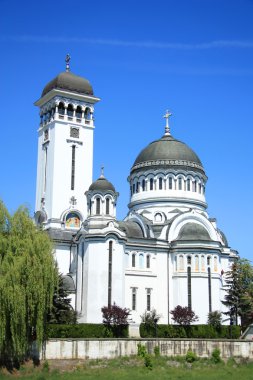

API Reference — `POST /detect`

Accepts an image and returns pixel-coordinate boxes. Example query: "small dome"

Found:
[131,134,204,175]
[89,176,116,192]
[42,71,94,97]
[62,275,75,292]
[177,223,211,241]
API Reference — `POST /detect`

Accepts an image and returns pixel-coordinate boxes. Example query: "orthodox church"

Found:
[34,57,237,325]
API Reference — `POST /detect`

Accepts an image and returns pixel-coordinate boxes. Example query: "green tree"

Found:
[207,311,222,328]
[0,201,57,365]
[47,273,77,324]
[222,258,253,328]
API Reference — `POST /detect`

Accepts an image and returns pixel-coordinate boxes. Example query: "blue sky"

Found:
[0,0,252,261]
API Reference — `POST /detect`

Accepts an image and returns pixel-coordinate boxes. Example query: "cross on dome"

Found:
[65,54,71,72]
[163,109,172,136]
[100,164,105,178]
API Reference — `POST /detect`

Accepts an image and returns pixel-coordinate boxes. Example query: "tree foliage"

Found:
[0,201,57,364]
[170,305,199,325]
[47,274,77,324]
[207,311,222,328]
[222,258,253,327]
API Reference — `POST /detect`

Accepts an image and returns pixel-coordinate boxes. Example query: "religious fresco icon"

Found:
[66,212,80,228]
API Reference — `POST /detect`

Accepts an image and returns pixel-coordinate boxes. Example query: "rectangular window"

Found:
[147,288,151,311]
[71,145,76,190]
[132,254,136,267]
[146,255,150,269]
[169,177,173,189]
[187,178,191,191]
[132,288,137,310]
[150,178,154,190]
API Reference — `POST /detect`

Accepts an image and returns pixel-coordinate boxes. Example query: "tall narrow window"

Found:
[67,104,74,117]
[178,177,182,190]
[187,178,191,191]
[71,145,76,190]
[136,182,139,193]
[96,197,101,214]
[139,254,144,268]
[208,267,212,312]
[150,178,154,190]
[44,147,48,192]
[133,184,135,194]
[58,102,65,115]
[159,177,163,190]
[214,256,218,272]
[199,183,202,194]
[146,255,150,269]
[201,255,205,271]
[146,288,151,311]
[187,266,192,309]
[132,253,136,267]
[195,255,199,272]
[169,177,173,189]
[106,198,110,215]
[132,288,137,310]
[192,180,196,192]
[76,105,82,119]
[142,179,146,191]
[207,256,211,266]
[108,241,113,307]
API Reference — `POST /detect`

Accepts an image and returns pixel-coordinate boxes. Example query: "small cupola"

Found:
[85,167,119,219]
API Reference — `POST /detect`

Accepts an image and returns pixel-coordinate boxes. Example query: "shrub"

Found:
[154,346,160,357]
[170,305,199,325]
[137,343,147,358]
[144,354,153,370]
[186,350,198,363]
[139,323,240,339]
[211,348,222,363]
[45,323,128,339]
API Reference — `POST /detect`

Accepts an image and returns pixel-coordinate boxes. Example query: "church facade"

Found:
[34,60,237,325]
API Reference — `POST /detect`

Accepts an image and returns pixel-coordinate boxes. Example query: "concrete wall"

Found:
[42,339,253,360]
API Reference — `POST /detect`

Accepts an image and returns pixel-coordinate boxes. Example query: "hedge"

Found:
[46,323,129,339]
[140,324,241,339]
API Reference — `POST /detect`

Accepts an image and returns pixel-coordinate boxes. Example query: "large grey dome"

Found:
[89,176,116,192]
[131,134,205,175]
[177,223,211,241]
[42,71,94,97]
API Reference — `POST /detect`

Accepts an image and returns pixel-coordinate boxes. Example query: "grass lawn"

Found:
[1,356,253,379]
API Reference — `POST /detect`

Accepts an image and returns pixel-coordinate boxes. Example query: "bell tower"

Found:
[34,56,100,230]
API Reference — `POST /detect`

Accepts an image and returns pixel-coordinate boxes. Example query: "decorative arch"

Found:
[65,212,81,228]
[168,211,217,242]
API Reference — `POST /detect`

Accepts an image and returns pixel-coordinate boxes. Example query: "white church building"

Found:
[34,58,238,325]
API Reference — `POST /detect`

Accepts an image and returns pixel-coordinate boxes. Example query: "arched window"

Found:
[195,255,199,271]
[178,177,182,190]
[187,178,191,191]
[179,255,184,271]
[136,182,139,193]
[192,180,196,192]
[132,253,136,267]
[169,177,173,189]
[66,212,80,228]
[199,183,202,194]
[155,213,162,222]
[146,254,150,269]
[159,177,163,190]
[214,256,218,272]
[96,197,101,215]
[150,178,154,190]
[67,104,74,117]
[76,105,82,118]
[132,184,135,194]
[207,256,211,266]
[139,254,144,268]
[84,107,91,120]
[106,198,110,215]
[201,255,205,271]
[142,179,146,191]
[58,102,65,115]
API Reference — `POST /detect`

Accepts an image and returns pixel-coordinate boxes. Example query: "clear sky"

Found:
[0,0,252,261]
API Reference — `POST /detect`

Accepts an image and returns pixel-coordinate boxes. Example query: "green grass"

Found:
[1,356,253,379]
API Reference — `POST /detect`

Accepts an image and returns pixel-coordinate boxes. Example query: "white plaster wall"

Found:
[79,239,125,323]
[54,244,71,275]
[42,339,253,360]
